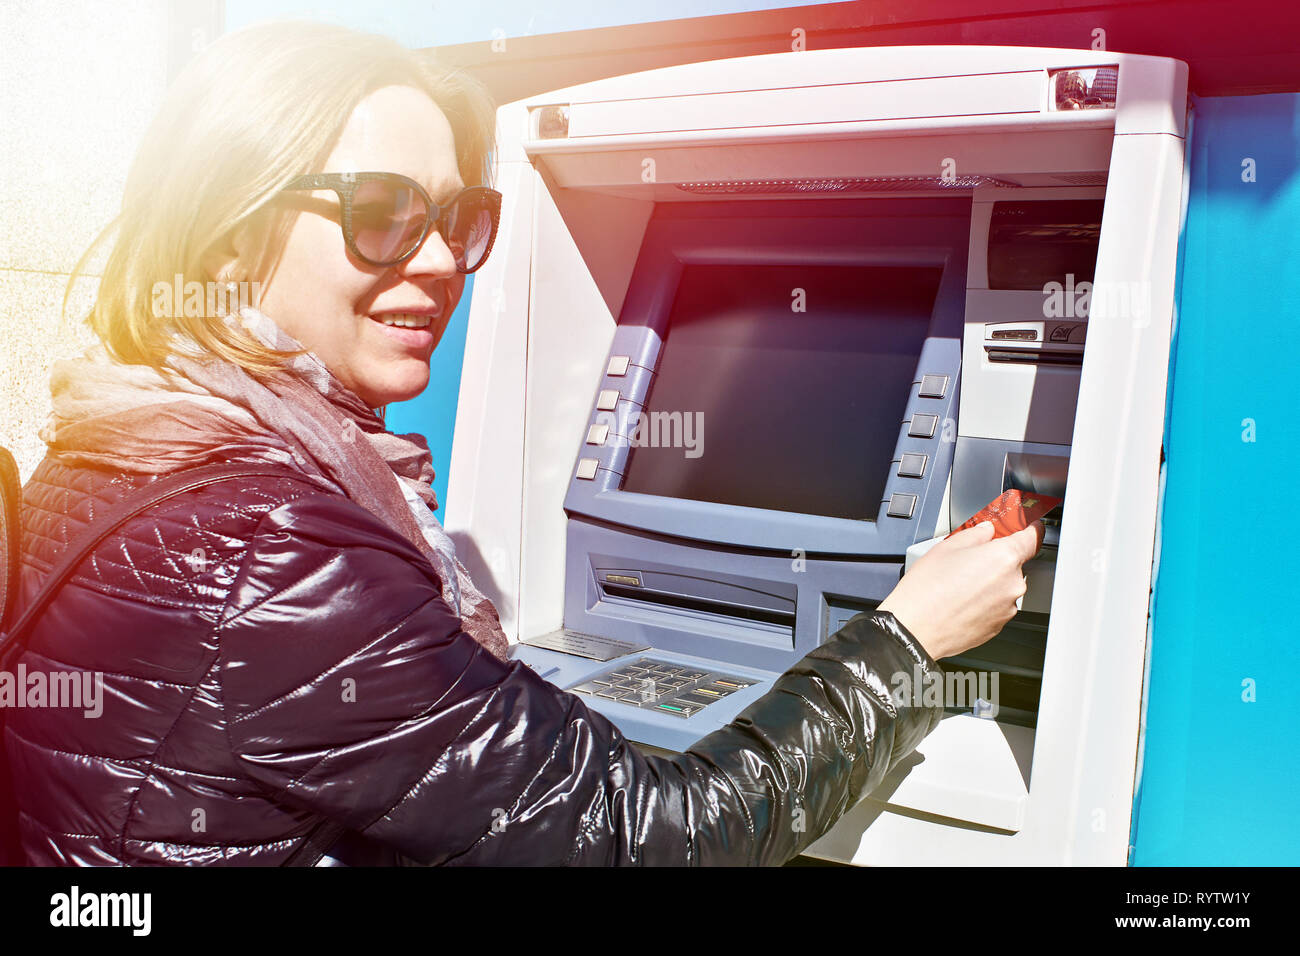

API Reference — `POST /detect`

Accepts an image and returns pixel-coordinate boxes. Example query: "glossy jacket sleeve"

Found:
[217,495,945,865]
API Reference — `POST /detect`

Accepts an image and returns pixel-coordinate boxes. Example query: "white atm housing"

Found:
[445,46,1188,865]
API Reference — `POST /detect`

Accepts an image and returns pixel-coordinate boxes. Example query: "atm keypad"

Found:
[570,657,757,718]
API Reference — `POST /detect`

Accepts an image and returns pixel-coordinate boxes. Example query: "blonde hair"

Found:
[68,20,497,377]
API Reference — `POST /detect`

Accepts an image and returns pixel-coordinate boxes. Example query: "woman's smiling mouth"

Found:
[367,311,439,348]
[371,311,434,328]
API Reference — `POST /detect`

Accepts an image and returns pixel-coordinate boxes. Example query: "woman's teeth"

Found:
[374,313,433,328]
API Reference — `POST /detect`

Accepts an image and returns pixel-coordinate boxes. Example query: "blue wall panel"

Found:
[384,275,473,515]
[1131,93,1300,865]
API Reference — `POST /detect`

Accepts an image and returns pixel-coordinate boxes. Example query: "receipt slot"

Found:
[446,47,1188,865]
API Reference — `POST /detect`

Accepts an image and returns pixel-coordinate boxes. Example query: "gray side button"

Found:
[919,374,949,399]
[898,453,928,478]
[575,458,599,480]
[887,493,918,518]
[607,356,630,376]
[596,389,619,410]
[586,424,609,445]
[908,413,939,438]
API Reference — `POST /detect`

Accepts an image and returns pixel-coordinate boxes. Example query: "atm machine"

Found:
[444,47,1188,865]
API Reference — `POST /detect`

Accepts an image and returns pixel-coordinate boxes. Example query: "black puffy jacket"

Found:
[7,452,944,865]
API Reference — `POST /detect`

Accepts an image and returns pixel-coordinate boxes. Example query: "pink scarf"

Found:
[40,306,509,661]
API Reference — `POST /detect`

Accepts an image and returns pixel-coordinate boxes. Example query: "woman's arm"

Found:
[218,494,943,865]
[448,609,940,866]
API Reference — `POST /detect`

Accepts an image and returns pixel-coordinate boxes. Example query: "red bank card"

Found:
[946,489,1063,540]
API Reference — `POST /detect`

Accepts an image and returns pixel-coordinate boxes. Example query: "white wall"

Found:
[0,0,178,479]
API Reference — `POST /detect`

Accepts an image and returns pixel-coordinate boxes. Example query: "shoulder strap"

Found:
[281,818,351,868]
[0,448,21,635]
[0,461,321,662]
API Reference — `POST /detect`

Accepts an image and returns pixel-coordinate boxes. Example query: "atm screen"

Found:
[621,262,941,521]
[987,199,1104,290]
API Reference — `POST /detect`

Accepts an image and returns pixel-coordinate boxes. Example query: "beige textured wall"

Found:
[0,0,172,481]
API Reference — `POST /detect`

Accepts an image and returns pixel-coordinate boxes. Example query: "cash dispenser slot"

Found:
[905,449,1068,733]
[935,451,1067,730]
[943,611,1048,728]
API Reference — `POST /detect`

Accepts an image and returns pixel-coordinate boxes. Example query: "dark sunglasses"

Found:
[281,172,501,272]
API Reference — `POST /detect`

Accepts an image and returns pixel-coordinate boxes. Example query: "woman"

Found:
[7,21,1042,865]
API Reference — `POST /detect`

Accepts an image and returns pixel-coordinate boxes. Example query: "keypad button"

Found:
[692,685,730,699]
[654,701,703,719]
[677,692,717,707]
[712,677,754,689]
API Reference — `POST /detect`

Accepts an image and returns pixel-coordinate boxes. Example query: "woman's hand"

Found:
[878,519,1045,662]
